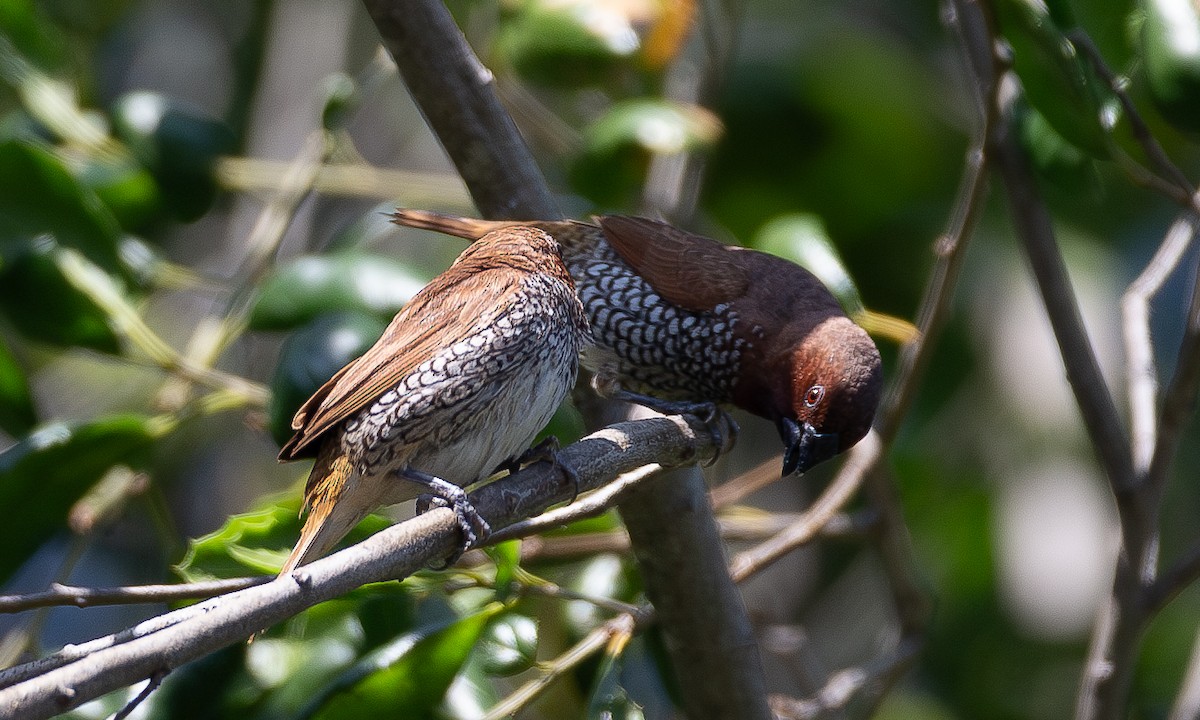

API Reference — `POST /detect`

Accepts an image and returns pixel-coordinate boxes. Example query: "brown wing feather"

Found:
[278,266,523,461]
[596,216,752,311]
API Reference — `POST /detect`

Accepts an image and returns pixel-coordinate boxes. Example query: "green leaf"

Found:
[476,613,538,676]
[572,99,722,204]
[1141,0,1200,133]
[0,139,125,273]
[993,0,1114,158]
[485,540,521,601]
[496,1,636,86]
[249,253,425,331]
[77,153,163,232]
[0,236,121,351]
[304,604,504,720]
[110,91,235,222]
[0,414,156,583]
[753,214,864,315]
[0,334,36,436]
[585,99,722,157]
[0,0,66,73]
[266,311,389,446]
[176,495,392,581]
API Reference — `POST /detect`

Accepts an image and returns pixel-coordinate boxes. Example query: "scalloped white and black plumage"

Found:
[391,210,883,477]
[278,226,589,574]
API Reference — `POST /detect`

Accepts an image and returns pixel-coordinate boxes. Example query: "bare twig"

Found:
[215,157,470,204]
[0,578,265,614]
[1066,31,1196,206]
[768,636,924,720]
[1122,215,1199,472]
[728,431,881,581]
[482,609,648,720]
[109,670,167,720]
[487,464,664,544]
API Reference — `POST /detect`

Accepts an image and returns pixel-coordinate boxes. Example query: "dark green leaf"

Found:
[110,91,235,222]
[0,0,66,73]
[305,604,503,720]
[176,495,392,581]
[266,311,389,446]
[0,236,121,351]
[993,0,1113,158]
[77,153,163,232]
[0,334,35,436]
[0,414,156,583]
[1141,0,1200,133]
[0,139,125,273]
[753,214,864,315]
[477,613,538,676]
[484,540,521,600]
[496,2,634,86]
[320,72,360,132]
[250,253,425,331]
[584,99,722,157]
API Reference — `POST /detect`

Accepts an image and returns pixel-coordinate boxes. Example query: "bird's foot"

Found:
[599,384,738,466]
[403,468,491,569]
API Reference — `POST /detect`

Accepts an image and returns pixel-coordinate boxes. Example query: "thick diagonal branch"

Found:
[0,415,718,719]
[363,1,773,716]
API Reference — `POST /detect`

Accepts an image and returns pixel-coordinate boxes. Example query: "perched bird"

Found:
[391,211,883,476]
[277,226,590,574]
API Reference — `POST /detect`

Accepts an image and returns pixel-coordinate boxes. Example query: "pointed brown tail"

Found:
[278,452,362,577]
[391,209,516,240]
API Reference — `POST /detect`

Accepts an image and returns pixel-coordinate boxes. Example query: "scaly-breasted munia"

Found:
[277,226,590,574]
[391,211,883,476]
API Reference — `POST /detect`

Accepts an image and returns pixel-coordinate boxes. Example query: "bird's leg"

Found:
[497,436,582,503]
[402,468,490,568]
[590,373,739,465]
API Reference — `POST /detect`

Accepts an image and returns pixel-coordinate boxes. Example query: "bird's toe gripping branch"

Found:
[403,468,491,568]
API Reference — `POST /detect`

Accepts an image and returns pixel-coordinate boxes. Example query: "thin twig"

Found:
[109,670,168,720]
[1067,31,1196,206]
[486,464,664,544]
[728,431,881,581]
[0,578,266,614]
[1145,255,1200,517]
[481,610,648,720]
[768,636,924,720]
[1122,214,1199,473]
[215,157,470,204]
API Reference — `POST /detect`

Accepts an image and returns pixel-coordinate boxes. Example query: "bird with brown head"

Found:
[277,226,590,575]
[390,211,883,477]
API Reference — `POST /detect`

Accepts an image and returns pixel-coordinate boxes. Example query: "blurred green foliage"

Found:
[0,0,1198,718]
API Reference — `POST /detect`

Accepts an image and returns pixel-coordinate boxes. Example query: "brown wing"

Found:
[596,216,752,311]
[278,266,524,461]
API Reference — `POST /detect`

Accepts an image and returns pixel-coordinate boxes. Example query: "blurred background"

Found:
[2,0,1200,718]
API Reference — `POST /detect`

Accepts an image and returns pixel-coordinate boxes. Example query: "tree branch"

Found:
[361,0,559,219]
[0,415,719,719]
[0,578,264,614]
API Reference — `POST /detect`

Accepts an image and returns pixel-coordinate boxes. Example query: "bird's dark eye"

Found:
[804,385,825,408]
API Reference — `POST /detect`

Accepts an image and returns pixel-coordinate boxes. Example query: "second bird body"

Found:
[392,211,883,476]
[278,226,589,574]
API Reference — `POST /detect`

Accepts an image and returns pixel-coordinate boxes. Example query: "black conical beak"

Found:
[778,417,840,476]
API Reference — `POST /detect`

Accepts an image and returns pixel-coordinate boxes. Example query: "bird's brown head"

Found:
[776,316,883,476]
